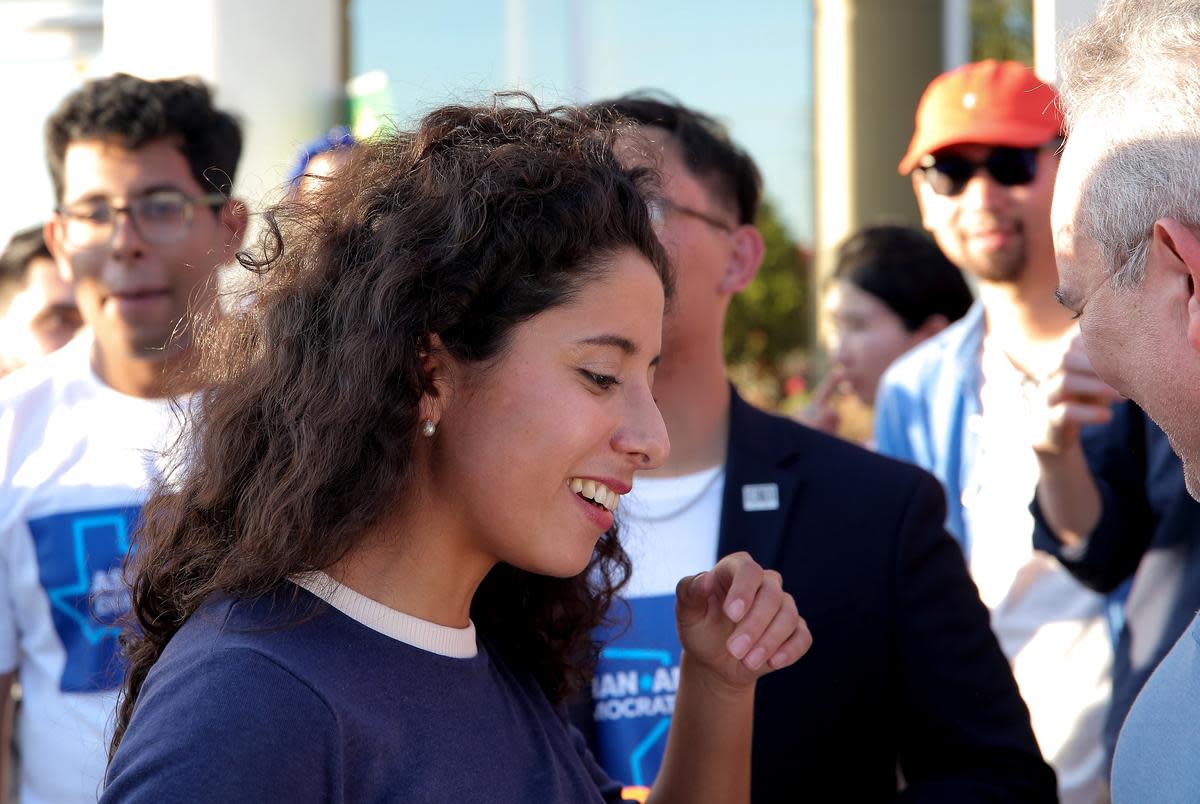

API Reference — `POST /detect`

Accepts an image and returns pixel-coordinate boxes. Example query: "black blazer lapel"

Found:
[716,388,805,570]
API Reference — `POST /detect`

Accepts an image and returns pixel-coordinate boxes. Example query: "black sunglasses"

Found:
[918,146,1041,197]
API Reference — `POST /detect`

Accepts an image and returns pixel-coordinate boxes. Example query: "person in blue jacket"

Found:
[285,124,356,195]
[100,97,810,804]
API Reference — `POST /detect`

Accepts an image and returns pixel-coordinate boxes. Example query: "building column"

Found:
[812,0,943,285]
[99,0,345,209]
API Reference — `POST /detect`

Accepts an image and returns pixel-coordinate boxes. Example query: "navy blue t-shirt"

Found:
[102,584,622,803]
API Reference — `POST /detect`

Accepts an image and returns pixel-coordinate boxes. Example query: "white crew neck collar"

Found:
[291,571,478,659]
[631,464,724,498]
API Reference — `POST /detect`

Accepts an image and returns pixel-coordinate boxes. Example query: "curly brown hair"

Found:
[110,95,670,757]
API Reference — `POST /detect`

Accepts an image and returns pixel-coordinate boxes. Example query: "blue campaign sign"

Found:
[592,594,682,788]
[27,506,140,692]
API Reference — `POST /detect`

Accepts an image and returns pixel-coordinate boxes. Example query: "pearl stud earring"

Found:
[421,420,437,438]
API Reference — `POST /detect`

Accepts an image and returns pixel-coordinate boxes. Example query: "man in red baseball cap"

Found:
[897,59,1062,175]
[875,60,1115,804]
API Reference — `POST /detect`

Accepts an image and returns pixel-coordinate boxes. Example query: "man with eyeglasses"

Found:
[0,73,244,803]
[572,94,1054,802]
[1046,2,1200,798]
[875,59,1111,804]
[0,225,82,378]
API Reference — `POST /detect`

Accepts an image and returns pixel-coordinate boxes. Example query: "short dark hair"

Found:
[590,93,762,224]
[0,225,53,310]
[833,224,974,331]
[45,73,242,202]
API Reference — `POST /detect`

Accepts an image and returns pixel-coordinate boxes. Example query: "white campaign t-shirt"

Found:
[591,465,724,788]
[0,336,179,804]
[618,466,725,598]
[962,339,1112,804]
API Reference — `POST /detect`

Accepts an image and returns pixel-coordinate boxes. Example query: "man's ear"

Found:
[219,199,249,256]
[417,333,456,429]
[1153,218,1200,354]
[43,218,74,282]
[718,223,765,294]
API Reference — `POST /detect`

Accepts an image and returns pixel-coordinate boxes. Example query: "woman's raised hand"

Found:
[674,552,811,689]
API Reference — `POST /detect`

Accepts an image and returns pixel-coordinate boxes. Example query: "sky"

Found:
[350,0,815,244]
[0,1,814,248]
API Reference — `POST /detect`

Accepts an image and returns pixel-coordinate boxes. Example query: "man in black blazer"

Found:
[575,95,1055,802]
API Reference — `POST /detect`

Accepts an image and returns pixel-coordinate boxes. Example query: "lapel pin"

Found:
[742,483,779,512]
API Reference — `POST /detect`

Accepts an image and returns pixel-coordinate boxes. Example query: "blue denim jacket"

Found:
[874,301,985,558]
[875,301,1129,647]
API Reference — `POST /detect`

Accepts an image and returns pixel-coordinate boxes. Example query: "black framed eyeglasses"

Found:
[56,189,228,247]
[917,146,1041,197]
[647,197,736,234]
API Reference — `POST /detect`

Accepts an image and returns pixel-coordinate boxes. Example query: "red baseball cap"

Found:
[898,59,1063,175]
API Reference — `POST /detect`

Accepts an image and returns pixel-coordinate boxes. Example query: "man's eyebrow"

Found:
[61,190,108,204]
[64,183,188,204]
[137,183,189,195]
[1054,287,1075,308]
[577,334,637,354]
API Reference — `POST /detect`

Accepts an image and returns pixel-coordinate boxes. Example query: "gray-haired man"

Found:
[1051,0,1200,800]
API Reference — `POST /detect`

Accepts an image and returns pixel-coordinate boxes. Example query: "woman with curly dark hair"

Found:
[99,96,810,804]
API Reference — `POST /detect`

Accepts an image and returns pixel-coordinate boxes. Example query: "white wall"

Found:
[99,0,343,211]
[0,0,343,249]
[0,1,102,243]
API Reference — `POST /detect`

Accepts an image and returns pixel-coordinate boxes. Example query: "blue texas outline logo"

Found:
[596,646,675,788]
[28,506,140,692]
[592,592,684,788]
[592,648,681,792]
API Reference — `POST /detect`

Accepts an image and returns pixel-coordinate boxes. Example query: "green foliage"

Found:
[723,199,810,385]
[970,0,1033,65]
